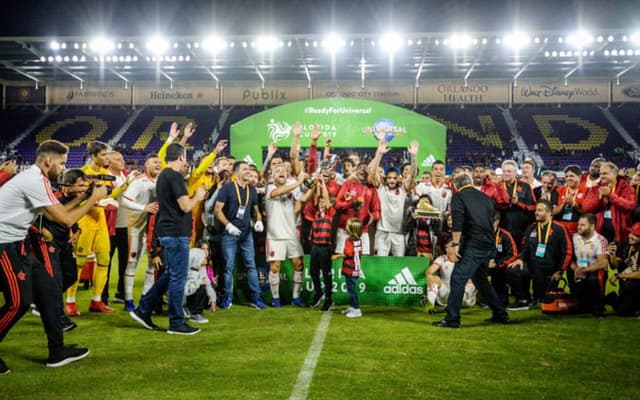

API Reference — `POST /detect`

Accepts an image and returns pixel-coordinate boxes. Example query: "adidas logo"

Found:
[384,267,424,295]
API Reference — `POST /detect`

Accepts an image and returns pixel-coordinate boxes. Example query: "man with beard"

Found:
[265,165,307,307]
[580,157,605,192]
[416,160,452,220]
[534,171,559,204]
[472,164,509,208]
[554,165,587,236]
[334,160,380,255]
[499,159,536,247]
[0,141,107,373]
[570,213,609,316]
[507,199,572,309]
[369,138,418,256]
[120,154,162,311]
[582,162,635,244]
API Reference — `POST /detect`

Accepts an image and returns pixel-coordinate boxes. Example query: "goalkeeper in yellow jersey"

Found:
[65,141,129,315]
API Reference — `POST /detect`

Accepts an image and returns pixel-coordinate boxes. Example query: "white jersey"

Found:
[572,232,608,268]
[377,185,407,233]
[111,171,128,228]
[122,173,157,231]
[265,184,297,240]
[0,165,59,243]
[432,255,455,287]
[416,181,452,214]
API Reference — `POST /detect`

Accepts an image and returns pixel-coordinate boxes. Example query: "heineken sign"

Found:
[230,97,446,170]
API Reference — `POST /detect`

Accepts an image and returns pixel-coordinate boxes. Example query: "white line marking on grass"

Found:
[288,312,332,400]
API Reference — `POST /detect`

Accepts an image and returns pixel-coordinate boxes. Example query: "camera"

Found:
[84,175,115,198]
[85,182,113,197]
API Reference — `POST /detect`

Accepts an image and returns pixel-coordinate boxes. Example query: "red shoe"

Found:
[89,300,114,313]
[65,302,81,317]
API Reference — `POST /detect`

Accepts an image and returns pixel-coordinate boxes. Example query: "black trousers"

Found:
[0,241,63,354]
[445,247,507,324]
[104,227,128,301]
[574,271,605,315]
[186,285,208,315]
[300,220,313,254]
[310,245,333,300]
[506,265,532,303]
[48,242,77,319]
[614,279,640,316]
[489,267,509,306]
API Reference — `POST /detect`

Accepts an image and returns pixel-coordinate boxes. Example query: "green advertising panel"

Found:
[230,97,446,171]
[233,255,429,307]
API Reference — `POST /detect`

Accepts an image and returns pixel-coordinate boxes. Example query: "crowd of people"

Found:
[1,120,639,374]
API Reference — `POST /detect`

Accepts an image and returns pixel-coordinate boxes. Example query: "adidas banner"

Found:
[233,255,428,307]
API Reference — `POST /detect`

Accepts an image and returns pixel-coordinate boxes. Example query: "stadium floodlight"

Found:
[379,32,403,53]
[256,36,278,52]
[631,32,640,44]
[146,35,170,55]
[322,34,346,52]
[566,30,594,49]
[503,32,531,49]
[448,33,472,49]
[89,37,115,54]
[202,36,226,53]
[50,41,60,50]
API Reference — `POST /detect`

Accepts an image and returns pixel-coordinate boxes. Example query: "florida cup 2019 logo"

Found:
[267,119,292,143]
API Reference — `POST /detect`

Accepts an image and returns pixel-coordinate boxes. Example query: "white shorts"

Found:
[428,281,477,307]
[335,228,371,255]
[375,231,406,256]
[266,238,304,262]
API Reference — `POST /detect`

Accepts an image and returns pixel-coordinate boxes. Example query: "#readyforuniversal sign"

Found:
[230,97,446,170]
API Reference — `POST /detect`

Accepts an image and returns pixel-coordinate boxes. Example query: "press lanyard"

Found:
[505,181,517,198]
[495,229,501,245]
[565,187,577,204]
[233,182,250,207]
[537,222,551,244]
[457,184,473,192]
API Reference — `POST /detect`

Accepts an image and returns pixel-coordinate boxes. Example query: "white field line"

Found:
[288,312,332,400]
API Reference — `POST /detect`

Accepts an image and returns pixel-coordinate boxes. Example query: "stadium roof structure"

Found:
[0,30,639,87]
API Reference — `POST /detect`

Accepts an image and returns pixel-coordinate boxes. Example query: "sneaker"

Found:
[249,298,266,310]
[320,301,334,312]
[124,300,136,312]
[31,304,41,317]
[0,358,10,375]
[129,309,159,330]
[271,298,282,308]
[46,346,90,367]
[291,297,307,308]
[61,315,77,332]
[189,314,209,324]
[345,308,362,318]
[112,294,125,304]
[310,294,324,308]
[219,298,232,309]
[341,307,355,315]
[182,307,192,318]
[65,302,80,317]
[167,324,201,336]
[507,301,530,311]
[89,300,114,313]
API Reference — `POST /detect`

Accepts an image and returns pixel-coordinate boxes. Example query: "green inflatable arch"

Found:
[230,97,446,171]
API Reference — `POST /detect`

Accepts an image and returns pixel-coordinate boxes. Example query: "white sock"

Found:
[269,271,280,299]
[124,261,137,300]
[91,295,102,302]
[143,267,156,295]
[293,270,303,299]
[66,296,76,303]
[427,284,438,306]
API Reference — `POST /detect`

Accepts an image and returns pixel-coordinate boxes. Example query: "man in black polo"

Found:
[130,142,207,335]
[432,173,509,328]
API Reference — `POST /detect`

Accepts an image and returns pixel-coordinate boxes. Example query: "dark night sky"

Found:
[0,0,638,37]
